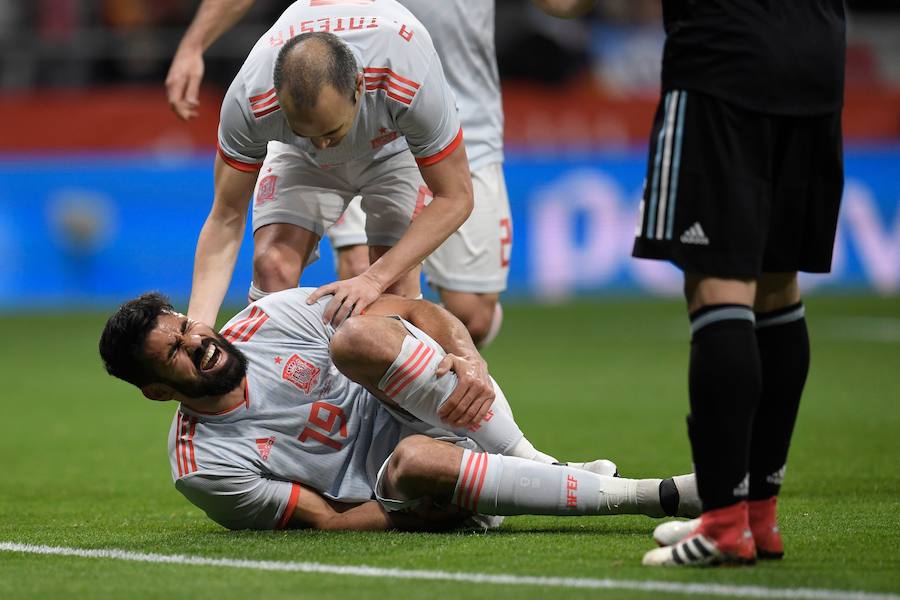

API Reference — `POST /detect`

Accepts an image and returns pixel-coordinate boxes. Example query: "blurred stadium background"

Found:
[0,0,897,307]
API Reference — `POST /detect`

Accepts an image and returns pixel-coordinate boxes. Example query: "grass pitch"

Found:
[1,296,899,599]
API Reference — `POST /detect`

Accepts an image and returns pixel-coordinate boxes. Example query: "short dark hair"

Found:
[273,32,358,109]
[99,292,173,388]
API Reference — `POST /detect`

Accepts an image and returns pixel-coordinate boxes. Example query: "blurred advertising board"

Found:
[0,148,897,308]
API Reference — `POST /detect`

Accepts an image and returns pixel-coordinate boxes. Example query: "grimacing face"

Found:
[142,312,247,399]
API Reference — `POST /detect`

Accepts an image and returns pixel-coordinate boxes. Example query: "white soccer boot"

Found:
[563,459,619,477]
[654,518,700,546]
[642,531,755,566]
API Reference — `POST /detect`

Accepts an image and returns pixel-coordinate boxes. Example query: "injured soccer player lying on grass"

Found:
[99,288,699,532]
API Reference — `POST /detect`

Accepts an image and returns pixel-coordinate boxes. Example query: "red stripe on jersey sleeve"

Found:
[277,483,301,529]
[363,67,420,89]
[223,307,259,342]
[217,142,263,173]
[252,104,282,119]
[248,88,276,103]
[175,412,184,478]
[187,418,198,473]
[415,128,463,167]
[240,313,269,342]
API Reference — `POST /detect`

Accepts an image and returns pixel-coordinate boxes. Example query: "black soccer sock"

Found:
[749,302,809,500]
[687,304,761,512]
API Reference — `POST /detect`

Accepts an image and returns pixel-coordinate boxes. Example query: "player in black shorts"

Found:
[537,0,845,566]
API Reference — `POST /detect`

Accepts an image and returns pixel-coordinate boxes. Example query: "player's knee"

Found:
[329,316,370,368]
[455,298,498,346]
[253,246,300,291]
[388,435,434,487]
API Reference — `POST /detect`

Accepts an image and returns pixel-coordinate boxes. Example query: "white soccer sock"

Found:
[452,450,666,517]
[379,335,530,456]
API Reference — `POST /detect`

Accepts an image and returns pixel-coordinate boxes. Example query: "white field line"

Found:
[2,542,898,600]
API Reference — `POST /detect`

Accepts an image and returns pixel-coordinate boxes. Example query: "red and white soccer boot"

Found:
[748,496,784,559]
[642,502,756,566]
[653,496,784,559]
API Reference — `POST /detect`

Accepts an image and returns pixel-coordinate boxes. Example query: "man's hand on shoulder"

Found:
[308,271,385,327]
[436,352,494,430]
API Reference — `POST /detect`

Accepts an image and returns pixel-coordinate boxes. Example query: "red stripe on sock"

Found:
[455,451,476,507]
[470,454,490,511]
[390,347,434,397]
[384,341,424,394]
[465,453,485,511]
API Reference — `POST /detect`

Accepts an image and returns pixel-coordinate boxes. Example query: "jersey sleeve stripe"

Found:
[390,346,435,397]
[414,127,463,167]
[239,313,269,342]
[364,76,417,98]
[277,483,301,529]
[179,413,191,476]
[248,87,276,103]
[366,86,414,106]
[250,94,279,111]
[217,142,263,173]
[175,412,184,478]
[363,67,420,89]
[187,418,198,473]
[223,307,260,342]
[252,104,282,119]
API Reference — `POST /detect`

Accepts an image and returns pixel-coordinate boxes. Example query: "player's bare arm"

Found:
[166,0,256,120]
[532,0,596,18]
[285,484,393,531]
[286,482,467,532]
[187,155,259,327]
[365,294,494,429]
[309,142,474,325]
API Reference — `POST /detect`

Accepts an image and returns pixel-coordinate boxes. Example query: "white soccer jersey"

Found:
[168,289,407,530]
[398,0,503,171]
[217,0,462,172]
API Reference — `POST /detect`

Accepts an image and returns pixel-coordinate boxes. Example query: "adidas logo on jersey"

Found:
[256,436,276,461]
[680,222,710,245]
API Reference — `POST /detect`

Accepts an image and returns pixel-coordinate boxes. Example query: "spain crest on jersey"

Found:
[282,354,320,393]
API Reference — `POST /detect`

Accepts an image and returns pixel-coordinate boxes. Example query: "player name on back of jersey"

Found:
[269,16,381,47]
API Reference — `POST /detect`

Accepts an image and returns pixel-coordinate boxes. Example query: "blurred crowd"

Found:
[2,0,898,93]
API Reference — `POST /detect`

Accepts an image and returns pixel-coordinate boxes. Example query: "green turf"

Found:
[2,296,899,598]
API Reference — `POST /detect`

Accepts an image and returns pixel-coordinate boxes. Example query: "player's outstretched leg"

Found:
[381,436,700,520]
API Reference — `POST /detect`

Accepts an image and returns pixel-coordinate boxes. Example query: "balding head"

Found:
[273,32,358,110]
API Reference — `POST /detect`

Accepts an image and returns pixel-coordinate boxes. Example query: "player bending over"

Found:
[99,289,698,531]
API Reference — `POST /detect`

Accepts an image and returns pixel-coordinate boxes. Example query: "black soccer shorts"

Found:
[632,89,843,279]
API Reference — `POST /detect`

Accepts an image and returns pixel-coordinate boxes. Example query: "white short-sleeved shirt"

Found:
[217,0,462,173]
[169,289,407,530]
[398,0,503,171]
